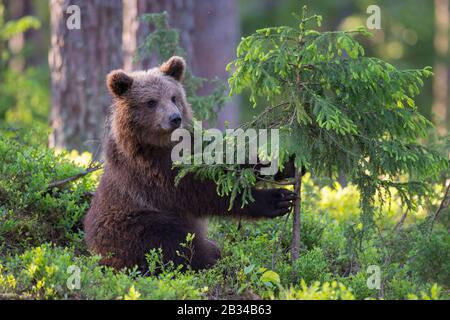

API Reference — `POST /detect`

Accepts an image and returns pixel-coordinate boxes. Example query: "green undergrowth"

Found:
[0,132,448,300]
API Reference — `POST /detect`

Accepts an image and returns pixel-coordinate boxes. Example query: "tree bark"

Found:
[49,0,123,156]
[122,0,240,128]
[191,0,240,129]
[291,170,302,262]
[432,0,449,134]
[123,0,195,71]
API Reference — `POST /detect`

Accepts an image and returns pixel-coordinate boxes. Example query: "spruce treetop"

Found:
[177,7,448,222]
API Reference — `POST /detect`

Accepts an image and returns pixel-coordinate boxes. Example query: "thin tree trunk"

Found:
[433,0,449,134]
[291,170,302,262]
[49,0,123,156]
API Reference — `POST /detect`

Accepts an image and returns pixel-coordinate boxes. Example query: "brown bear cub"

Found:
[84,56,295,272]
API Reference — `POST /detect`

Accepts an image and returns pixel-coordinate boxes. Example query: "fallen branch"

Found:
[47,163,103,191]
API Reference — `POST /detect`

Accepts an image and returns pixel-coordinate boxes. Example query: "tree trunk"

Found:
[433,0,449,134]
[122,0,240,128]
[123,0,195,71]
[191,0,240,129]
[49,0,123,156]
[291,170,302,262]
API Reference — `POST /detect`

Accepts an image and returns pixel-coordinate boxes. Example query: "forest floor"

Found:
[0,132,448,300]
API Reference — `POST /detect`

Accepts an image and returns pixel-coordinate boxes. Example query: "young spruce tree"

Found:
[175,8,448,262]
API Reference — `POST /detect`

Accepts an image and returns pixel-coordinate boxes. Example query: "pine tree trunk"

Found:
[122,0,139,72]
[122,0,240,128]
[123,0,195,71]
[433,0,449,134]
[291,170,302,262]
[191,0,240,129]
[49,0,123,156]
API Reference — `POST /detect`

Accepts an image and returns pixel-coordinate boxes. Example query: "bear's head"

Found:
[107,56,193,152]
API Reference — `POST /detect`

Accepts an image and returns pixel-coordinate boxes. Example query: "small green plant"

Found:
[0,244,204,300]
[278,280,355,300]
[176,233,196,268]
[290,247,332,285]
[0,131,99,255]
[407,284,443,300]
[409,228,450,285]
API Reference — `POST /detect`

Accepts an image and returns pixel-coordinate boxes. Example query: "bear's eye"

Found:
[147,99,158,108]
[171,96,177,104]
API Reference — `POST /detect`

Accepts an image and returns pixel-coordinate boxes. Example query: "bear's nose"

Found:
[169,113,182,128]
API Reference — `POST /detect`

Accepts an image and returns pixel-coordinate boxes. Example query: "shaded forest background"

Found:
[0,0,449,300]
[0,0,448,154]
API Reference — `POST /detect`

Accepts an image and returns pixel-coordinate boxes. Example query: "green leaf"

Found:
[260,270,281,285]
[244,264,255,274]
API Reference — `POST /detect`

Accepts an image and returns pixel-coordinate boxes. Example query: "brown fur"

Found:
[84,56,295,272]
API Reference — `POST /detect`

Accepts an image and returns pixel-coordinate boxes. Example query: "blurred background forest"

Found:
[0,1,449,300]
[0,0,448,153]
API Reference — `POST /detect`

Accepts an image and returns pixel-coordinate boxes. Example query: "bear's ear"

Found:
[160,56,186,81]
[106,70,133,97]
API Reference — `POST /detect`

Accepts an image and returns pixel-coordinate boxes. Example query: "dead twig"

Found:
[430,180,450,230]
[47,163,103,191]
[271,210,292,270]
[393,210,409,232]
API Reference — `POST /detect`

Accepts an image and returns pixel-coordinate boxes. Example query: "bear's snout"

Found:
[169,113,182,129]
